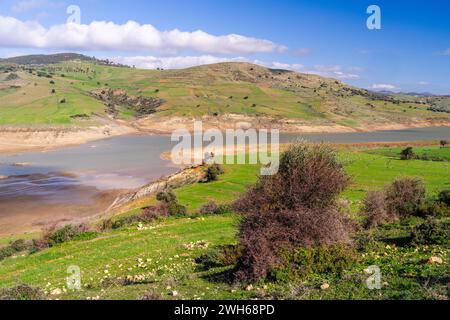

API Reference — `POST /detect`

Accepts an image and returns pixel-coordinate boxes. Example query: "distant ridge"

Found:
[0,53,95,65]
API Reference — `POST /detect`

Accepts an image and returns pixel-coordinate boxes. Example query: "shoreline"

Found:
[1,119,449,156]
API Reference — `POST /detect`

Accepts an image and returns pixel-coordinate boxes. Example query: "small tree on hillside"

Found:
[440,140,448,148]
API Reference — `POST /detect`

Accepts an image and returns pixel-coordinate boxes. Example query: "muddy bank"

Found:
[135,113,450,135]
[0,122,137,155]
[0,187,121,237]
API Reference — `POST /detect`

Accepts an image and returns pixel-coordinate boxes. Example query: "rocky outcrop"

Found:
[90,88,164,118]
[108,165,206,211]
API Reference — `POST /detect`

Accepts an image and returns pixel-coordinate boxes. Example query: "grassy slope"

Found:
[1,61,449,127]
[0,147,449,300]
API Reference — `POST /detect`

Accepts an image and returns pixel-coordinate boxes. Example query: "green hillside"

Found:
[1,55,449,128]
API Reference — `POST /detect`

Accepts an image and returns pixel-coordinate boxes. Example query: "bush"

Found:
[361,190,396,229]
[156,190,177,204]
[199,201,230,215]
[203,164,225,183]
[400,147,415,160]
[268,245,357,282]
[9,239,29,252]
[410,218,449,246]
[0,246,16,261]
[233,142,354,282]
[417,200,450,218]
[195,245,242,270]
[385,178,426,218]
[438,189,450,206]
[0,239,31,261]
[45,224,88,246]
[156,190,187,216]
[0,284,45,300]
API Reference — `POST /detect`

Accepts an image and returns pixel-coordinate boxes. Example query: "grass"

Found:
[0,146,449,300]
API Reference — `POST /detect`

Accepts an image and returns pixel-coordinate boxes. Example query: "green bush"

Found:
[410,218,449,246]
[44,224,89,247]
[0,246,16,261]
[203,164,225,183]
[195,245,242,270]
[269,245,357,282]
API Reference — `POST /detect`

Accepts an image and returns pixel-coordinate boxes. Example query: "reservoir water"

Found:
[0,126,448,235]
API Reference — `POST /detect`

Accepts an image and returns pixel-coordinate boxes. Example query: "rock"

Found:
[245,285,254,291]
[50,288,62,295]
[428,256,443,264]
[320,283,330,290]
[171,291,178,297]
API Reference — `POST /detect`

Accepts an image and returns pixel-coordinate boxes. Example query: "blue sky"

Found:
[0,0,449,94]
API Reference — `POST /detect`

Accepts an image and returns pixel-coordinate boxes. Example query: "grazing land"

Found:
[0,145,448,300]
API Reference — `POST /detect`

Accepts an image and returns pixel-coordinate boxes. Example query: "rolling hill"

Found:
[0,53,449,133]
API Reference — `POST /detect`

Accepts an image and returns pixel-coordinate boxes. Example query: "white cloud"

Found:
[418,81,429,86]
[441,49,450,56]
[371,83,398,91]
[0,16,286,55]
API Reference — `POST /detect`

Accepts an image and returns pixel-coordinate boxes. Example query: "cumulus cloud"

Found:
[0,16,286,55]
[371,83,398,91]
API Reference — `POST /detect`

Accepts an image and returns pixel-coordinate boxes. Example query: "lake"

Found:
[0,126,448,235]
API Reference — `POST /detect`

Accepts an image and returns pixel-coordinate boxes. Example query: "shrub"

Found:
[156,190,187,216]
[233,142,354,282]
[111,216,140,229]
[195,245,242,270]
[156,190,177,204]
[268,245,357,282]
[417,200,450,218]
[410,218,450,246]
[167,202,187,216]
[139,206,166,222]
[199,202,230,215]
[45,224,88,246]
[0,284,45,300]
[60,98,66,103]
[203,164,224,183]
[0,246,16,261]
[9,239,29,252]
[400,147,415,160]
[99,218,114,231]
[438,189,450,206]
[385,178,426,218]
[361,190,396,229]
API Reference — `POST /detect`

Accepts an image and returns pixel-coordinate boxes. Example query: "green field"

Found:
[0,146,449,300]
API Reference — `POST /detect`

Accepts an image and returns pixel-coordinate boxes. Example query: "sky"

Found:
[0,0,449,94]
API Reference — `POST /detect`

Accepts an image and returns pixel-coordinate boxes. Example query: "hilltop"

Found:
[0,53,449,152]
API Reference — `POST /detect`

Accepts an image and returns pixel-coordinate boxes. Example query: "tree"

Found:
[440,140,448,148]
[400,147,415,160]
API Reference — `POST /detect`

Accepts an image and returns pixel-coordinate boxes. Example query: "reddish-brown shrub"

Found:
[233,142,354,283]
[361,190,397,229]
[385,177,426,217]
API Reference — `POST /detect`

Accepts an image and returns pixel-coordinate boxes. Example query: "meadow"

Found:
[0,145,448,300]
